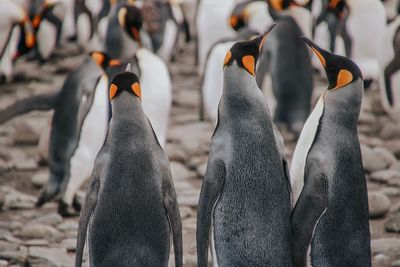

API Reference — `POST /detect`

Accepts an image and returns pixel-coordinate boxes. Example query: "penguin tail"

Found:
[0,91,59,124]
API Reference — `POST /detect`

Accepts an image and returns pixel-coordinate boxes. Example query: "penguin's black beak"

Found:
[255,23,276,52]
[301,37,330,69]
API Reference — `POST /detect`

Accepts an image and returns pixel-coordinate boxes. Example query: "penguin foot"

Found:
[58,201,80,217]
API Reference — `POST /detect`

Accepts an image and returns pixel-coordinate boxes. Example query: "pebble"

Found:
[392,260,400,267]
[60,238,76,252]
[361,145,390,172]
[28,247,74,266]
[0,246,28,262]
[15,159,38,171]
[165,143,187,163]
[170,161,197,181]
[380,123,400,139]
[25,239,49,246]
[368,192,391,218]
[57,220,78,232]
[370,170,400,183]
[371,238,400,255]
[390,161,400,172]
[385,214,400,233]
[31,170,49,188]
[380,187,400,197]
[373,147,397,167]
[12,122,39,145]
[178,195,199,207]
[18,224,63,242]
[384,140,400,158]
[3,190,36,210]
[0,240,18,251]
[30,213,63,226]
[196,162,207,178]
[374,253,389,263]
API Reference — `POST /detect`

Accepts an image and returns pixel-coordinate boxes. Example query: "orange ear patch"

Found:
[269,0,283,10]
[242,55,255,76]
[109,83,118,100]
[224,50,232,66]
[32,15,41,29]
[230,15,238,27]
[311,47,326,68]
[25,33,35,48]
[131,82,141,99]
[334,69,353,89]
[91,52,105,66]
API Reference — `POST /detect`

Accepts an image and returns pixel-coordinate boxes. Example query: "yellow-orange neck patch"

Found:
[334,69,353,89]
[242,55,255,76]
[230,15,238,28]
[269,0,283,10]
[224,50,232,66]
[109,59,121,66]
[131,82,141,99]
[109,84,118,100]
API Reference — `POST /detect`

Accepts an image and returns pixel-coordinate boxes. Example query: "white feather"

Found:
[37,20,57,60]
[196,0,237,75]
[157,19,178,62]
[77,13,92,49]
[62,75,109,205]
[290,92,325,206]
[136,48,172,148]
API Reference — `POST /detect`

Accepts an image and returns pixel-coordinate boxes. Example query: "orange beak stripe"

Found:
[109,83,118,100]
[242,55,255,76]
[311,47,326,68]
[131,82,141,99]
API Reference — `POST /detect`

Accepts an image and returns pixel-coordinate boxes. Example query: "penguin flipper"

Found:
[161,163,183,267]
[291,167,328,267]
[196,159,225,267]
[75,155,103,267]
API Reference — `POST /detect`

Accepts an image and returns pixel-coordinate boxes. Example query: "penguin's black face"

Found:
[302,37,363,90]
[224,24,275,76]
[118,5,143,43]
[109,72,141,101]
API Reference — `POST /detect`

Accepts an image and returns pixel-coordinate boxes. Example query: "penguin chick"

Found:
[290,37,370,267]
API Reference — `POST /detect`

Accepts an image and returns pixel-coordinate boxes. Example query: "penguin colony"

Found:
[0,0,398,266]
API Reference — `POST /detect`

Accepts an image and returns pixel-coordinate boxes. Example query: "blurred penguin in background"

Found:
[0,0,35,83]
[196,0,237,75]
[345,0,386,86]
[29,0,66,60]
[200,0,272,122]
[257,0,313,136]
[379,14,400,113]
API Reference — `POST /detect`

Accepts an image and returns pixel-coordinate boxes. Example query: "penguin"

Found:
[196,26,292,267]
[75,71,182,267]
[74,0,95,50]
[0,0,35,82]
[229,0,273,33]
[257,0,313,135]
[379,16,400,113]
[196,0,237,74]
[345,0,386,84]
[201,28,260,122]
[290,38,371,267]
[104,2,141,60]
[36,51,114,213]
[29,0,66,60]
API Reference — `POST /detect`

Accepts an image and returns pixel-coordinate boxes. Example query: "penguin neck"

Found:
[222,64,262,107]
[322,79,363,129]
[111,92,146,126]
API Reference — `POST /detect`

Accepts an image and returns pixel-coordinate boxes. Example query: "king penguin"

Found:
[290,38,371,267]
[36,52,114,214]
[257,0,313,135]
[379,16,400,113]
[0,0,35,82]
[75,70,182,267]
[196,25,292,267]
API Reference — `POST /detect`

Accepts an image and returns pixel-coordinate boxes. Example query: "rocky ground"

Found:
[0,42,398,267]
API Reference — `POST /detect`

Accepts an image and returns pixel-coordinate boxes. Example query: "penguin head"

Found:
[230,3,250,31]
[302,37,363,90]
[90,51,122,69]
[223,24,275,76]
[267,0,296,11]
[118,4,143,44]
[109,71,141,101]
